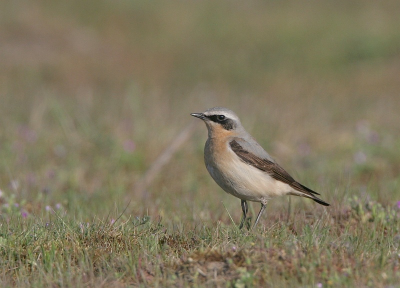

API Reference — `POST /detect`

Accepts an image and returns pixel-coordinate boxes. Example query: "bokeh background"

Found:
[1,0,400,224]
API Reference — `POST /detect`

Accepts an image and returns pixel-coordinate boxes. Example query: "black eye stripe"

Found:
[206,115,236,130]
[207,115,225,123]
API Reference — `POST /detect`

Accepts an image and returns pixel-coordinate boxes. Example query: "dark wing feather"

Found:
[230,139,329,206]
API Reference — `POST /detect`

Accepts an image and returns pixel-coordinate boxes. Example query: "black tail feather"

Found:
[312,197,330,206]
[290,191,330,206]
[298,183,320,195]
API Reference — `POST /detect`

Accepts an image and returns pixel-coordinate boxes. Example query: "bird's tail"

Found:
[311,197,330,206]
[289,190,330,206]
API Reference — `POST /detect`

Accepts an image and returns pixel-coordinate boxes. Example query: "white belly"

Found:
[206,152,292,203]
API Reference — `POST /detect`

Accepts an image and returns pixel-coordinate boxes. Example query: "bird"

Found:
[191,107,329,230]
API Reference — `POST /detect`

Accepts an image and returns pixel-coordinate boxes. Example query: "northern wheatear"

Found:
[191,107,329,229]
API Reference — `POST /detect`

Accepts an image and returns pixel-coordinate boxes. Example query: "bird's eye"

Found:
[217,115,225,121]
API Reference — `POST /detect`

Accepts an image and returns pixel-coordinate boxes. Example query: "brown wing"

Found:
[230,139,324,200]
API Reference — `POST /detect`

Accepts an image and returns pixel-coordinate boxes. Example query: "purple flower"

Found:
[316,283,323,288]
[123,140,136,153]
[14,203,19,208]
[297,142,311,156]
[47,169,56,179]
[21,212,28,218]
[110,219,116,224]
[55,203,62,209]
[397,201,400,209]
[45,205,51,212]
[367,132,380,144]
[26,173,37,186]
[18,126,37,143]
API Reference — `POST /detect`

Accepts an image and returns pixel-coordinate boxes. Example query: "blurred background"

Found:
[1,0,400,223]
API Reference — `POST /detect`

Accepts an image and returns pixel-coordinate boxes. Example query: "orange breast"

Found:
[205,126,238,168]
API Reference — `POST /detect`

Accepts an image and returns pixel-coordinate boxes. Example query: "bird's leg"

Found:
[252,203,267,230]
[238,200,248,229]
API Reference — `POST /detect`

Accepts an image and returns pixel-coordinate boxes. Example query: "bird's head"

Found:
[191,107,242,137]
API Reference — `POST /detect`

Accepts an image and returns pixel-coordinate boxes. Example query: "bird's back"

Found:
[230,129,275,163]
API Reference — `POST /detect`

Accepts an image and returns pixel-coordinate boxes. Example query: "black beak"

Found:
[191,113,205,119]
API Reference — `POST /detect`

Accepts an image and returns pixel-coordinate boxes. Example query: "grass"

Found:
[1,0,400,286]
[1,201,399,287]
